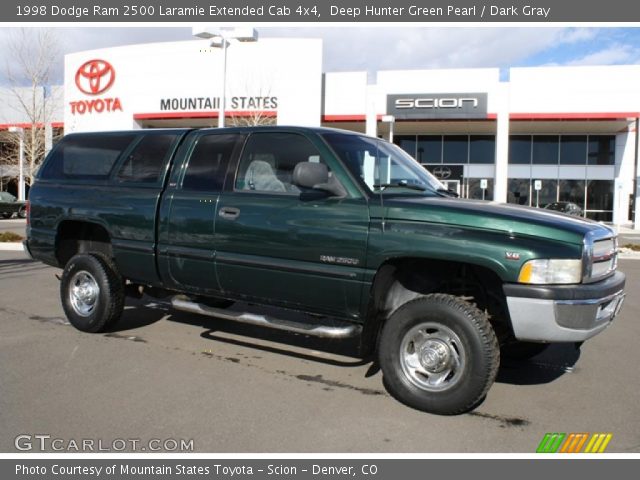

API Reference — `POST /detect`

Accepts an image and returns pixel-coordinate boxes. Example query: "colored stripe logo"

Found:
[537,433,612,453]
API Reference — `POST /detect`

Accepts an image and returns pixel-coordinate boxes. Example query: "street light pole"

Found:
[9,126,25,201]
[220,36,229,128]
[382,115,395,143]
[192,26,258,129]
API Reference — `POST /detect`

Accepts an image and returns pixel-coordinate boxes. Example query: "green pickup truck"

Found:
[25,126,625,415]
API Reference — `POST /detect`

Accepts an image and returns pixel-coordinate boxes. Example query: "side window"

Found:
[40,134,136,180]
[235,132,327,194]
[116,134,178,184]
[182,134,238,192]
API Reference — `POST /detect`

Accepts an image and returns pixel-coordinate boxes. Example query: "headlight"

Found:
[518,259,582,284]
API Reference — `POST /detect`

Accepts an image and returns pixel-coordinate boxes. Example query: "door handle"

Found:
[219,207,240,220]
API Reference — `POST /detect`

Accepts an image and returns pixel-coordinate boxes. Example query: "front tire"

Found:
[378,294,500,415]
[18,206,26,219]
[60,253,125,333]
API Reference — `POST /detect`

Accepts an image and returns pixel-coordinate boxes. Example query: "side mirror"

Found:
[293,162,347,199]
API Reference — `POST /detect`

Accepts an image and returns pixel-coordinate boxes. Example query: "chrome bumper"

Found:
[504,272,626,343]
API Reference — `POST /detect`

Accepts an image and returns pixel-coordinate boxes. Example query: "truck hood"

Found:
[381,196,613,245]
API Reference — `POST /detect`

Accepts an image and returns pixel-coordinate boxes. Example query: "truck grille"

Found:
[583,232,617,283]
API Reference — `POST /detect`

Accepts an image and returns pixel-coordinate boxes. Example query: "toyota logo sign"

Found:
[75,59,116,95]
[432,166,452,179]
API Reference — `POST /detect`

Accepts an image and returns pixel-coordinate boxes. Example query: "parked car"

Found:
[0,191,26,219]
[544,201,583,216]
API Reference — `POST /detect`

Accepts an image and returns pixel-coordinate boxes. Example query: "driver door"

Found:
[214,131,370,318]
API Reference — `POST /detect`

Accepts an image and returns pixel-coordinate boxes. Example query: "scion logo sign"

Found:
[70,59,123,115]
[426,165,463,181]
[432,166,452,179]
[387,92,487,119]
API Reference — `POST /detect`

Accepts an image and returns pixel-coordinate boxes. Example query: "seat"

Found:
[243,160,286,193]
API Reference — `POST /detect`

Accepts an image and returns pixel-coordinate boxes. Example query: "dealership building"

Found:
[2,36,639,227]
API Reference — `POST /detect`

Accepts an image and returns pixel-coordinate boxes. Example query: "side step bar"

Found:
[171,298,362,339]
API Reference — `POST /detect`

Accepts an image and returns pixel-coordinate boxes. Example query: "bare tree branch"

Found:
[2,28,62,185]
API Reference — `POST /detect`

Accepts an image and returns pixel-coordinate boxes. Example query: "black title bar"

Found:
[2,0,640,22]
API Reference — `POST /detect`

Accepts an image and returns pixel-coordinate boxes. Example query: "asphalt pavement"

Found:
[0,250,639,453]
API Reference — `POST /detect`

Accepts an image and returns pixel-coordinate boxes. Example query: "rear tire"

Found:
[378,294,500,415]
[1,212,12,219]
[18,206,26,219]
[60,253,125,333]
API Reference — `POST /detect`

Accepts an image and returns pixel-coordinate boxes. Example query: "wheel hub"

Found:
[419,339,451,373]
[69,271,99,317]
[399,321,466,392]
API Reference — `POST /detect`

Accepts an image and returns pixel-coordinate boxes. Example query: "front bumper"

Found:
[503,271,626,342]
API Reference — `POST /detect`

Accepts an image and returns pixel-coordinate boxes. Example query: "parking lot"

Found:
[0,248,639,453]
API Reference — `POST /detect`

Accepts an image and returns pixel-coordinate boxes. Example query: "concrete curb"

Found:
[0,242,25,251]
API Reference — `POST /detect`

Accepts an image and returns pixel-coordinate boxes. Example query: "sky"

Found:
[1,26,640,85]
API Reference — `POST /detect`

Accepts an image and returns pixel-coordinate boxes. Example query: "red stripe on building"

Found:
[509,112,639,120]
[133,111,277,120]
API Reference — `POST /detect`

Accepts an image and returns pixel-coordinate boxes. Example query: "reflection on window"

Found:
[235,132,326,194]
[586,180,614,211]
[507,179,531,206]
[396,136,417,158]
[588,136,615,165]
[532,179,558,207]
[467,178,493,200]
[508,136,531,164]
[443,135,468,164]
[416,136,442,164]
[469,136,495,164]
[532,136,559,165]
[560,136,587,165]
[558,179,585,209]
[183,134,239,192]
[117,134,177,183]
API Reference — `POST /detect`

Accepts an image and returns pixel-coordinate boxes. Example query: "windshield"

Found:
[322,132,445,195]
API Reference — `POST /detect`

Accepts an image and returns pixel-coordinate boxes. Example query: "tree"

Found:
[227,73,277,127]
[2,28,62,188]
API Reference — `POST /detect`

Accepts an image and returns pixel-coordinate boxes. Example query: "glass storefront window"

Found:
[467,178,493,200]
[507,179,531,205]
[560,136,587,165]
[532,179,558,208]
[469,136,495,164]
[416,136,442,164]
[443,135,468,164]
[558,179,585,209]
[588,136,615,165]
[532,135,559,164]
[586,180,614,211]
[396,136,417,158]
[508,136,531,164]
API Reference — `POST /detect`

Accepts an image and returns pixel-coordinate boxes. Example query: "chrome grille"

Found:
[583,229,617,283]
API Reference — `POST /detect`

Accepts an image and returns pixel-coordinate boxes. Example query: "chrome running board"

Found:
[171,298,361,339]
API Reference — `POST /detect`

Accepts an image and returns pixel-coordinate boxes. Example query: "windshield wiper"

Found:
[374,181,427,192]
[436,188,459,198]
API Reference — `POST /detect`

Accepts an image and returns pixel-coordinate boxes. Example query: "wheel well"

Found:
[360,258,512,357]
[55,221,113,267]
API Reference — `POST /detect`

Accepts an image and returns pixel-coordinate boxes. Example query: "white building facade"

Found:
[2,37,639,228]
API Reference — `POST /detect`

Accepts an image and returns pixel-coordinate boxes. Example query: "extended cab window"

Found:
[116,134,179,184]
[40,134,136,180]
[235,132,327,194]
[182,134,239,191]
